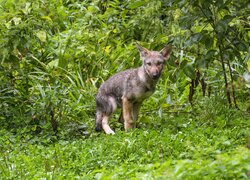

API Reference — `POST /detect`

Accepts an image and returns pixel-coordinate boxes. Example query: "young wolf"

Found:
[95,43,172,134]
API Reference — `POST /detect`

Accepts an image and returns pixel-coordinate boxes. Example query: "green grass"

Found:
[1,108,249,179]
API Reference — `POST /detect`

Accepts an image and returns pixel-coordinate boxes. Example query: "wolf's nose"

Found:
[152,74,159,79]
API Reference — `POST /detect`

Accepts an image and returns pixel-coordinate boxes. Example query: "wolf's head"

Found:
[136,43,172,80]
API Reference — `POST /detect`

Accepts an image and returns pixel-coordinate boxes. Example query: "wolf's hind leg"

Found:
[96,96,116,134]
[102,115,115,134]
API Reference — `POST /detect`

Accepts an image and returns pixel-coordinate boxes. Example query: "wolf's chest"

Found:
[130,85,155,102]
[121,72,156,102]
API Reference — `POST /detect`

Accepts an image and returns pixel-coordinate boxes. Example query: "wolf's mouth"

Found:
[151,74,160,80]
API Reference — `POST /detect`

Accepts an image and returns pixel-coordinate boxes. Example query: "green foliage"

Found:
[0,0,249,178]
[0,106,249,178]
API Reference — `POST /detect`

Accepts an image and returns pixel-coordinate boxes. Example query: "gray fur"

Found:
[95,43,172,134]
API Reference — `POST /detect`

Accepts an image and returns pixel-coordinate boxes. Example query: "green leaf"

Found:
[201,33,214,49]
[41,16,53,23]
[129,1,146,9]
[190,33,203,44]
[47,59,59,69]
[216,19,228,33]
[21,2,31,15]
[205,49,217,59]
[248,59,250,72]
[180,60,188,69]
[237,42,248,52]
[223,15,234,24]
[215,0,224,9]
[36,31,47,42]
[12,17,22,25]
[183,63,195,79]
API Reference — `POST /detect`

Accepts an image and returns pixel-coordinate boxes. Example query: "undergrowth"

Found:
[0,0,250,179]
[0,99,249,179]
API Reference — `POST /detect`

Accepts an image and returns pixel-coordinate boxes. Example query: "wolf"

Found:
[95,43,172,134]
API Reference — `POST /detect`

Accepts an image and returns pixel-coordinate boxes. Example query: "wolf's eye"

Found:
[147,62,152,66]
[157,62,163,66]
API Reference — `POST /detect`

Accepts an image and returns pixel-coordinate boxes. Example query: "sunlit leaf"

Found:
[129,1,146,9]
[47,59,59,69]
[248,59,250,72]
[41,16,53,23]
[12,17,22,25]
[36,31,47,42]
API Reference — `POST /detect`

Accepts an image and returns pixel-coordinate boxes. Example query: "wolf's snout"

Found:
[152,73,160,79]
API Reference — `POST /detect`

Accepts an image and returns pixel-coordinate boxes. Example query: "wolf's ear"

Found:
[160,45,172,60]
[136,42,149,58]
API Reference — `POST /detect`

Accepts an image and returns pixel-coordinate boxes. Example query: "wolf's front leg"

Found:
[122,97,135,131]
[132,102,141,121]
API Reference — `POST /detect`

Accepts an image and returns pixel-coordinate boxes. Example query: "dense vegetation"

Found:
[0,0,249,178]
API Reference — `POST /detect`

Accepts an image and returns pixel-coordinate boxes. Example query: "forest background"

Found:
[0,0,250,179]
